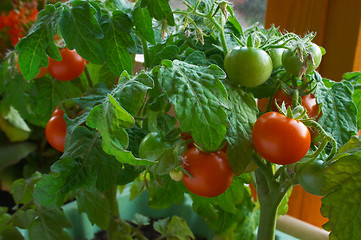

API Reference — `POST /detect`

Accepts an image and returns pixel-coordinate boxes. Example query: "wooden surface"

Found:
[265,0,361,81]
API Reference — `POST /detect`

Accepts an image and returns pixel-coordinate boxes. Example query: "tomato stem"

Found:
[255,167,291,240]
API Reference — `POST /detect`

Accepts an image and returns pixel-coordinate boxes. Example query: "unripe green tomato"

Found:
[169,169,184,181]
[224,47,273,87]
[296,160,325,196]
[282,43,322,76]
[267,48,284,70]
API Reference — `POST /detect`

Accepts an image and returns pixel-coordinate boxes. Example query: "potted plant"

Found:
[1,0,360,239]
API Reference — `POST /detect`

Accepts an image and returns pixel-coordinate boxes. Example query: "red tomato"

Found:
[48,48,86,81]
[271,89,320,119]
[181,148,234,197]
[45,108,67,152]
[252,112,311,165]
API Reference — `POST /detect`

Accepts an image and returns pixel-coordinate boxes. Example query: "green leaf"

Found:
[59,1,104,64]
[141,0,175,25]
[11,173,42,205]
[190,178,253,235]
[87,96,154,166]
[132,213,150,226]
[0,142,36,171]
[2,74,83,127]
[344,72,361,130]
[113,72,154,116]
[76,188,110,230]
[225,86,258,175]
[332,135,361,161]
[28,206,71,240]
[184,51,208,66]
[101,11,133,75]
[133,3,155,45]
[321,155,361,240]
[150,45,180,67]
[315,80,358,147]
[154,216,195,240]
[13,209,36,229]
[157,60,228,151]
[0,226,24,240]
[16,5,62,80]
[147,176,185,209]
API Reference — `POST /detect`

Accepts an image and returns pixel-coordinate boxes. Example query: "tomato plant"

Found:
[48,48,86,81]
[181,147,234,197]
[45,107,67,152]
[2,1,360,240]
[296,160,325,196]
[224,47,273,87]
[282,43,322,76]
[252,112,311,165]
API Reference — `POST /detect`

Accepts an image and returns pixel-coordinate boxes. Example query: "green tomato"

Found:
[282,43,322,76]
[138,132,171,161]
[169,169,184,181]
[267,48,284,70]
[296,160,325,196]
[224,47,273,87]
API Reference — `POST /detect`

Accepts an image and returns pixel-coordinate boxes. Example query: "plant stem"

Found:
[84,65,93,88]
[106,185,120,239]
[140,36,150,69]
[255,167,291,240]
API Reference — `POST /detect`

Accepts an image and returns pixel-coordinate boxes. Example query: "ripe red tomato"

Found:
[181,148,234,197]
[271,89,320,119]
[48,48,86,81]
[45,108,67,152]
[252,112,311,165]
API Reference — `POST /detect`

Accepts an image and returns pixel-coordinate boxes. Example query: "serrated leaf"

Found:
[225,86,258,175]
[315,80,358,147]
[87,96,154,166]
[141,0,175,25]
[133,4,155,44]
[101,11,133,75]
[157,60,228,151]
[76,188,110,230]
[321,156,361,240]
[154,216,195,240]
[59,1,104,63]
[28,207,71,240]
[132,213,150,226]
[16,5,62,80]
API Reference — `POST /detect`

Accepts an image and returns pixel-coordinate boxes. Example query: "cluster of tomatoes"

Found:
[224,42,324,195]
[17,43,87,153]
